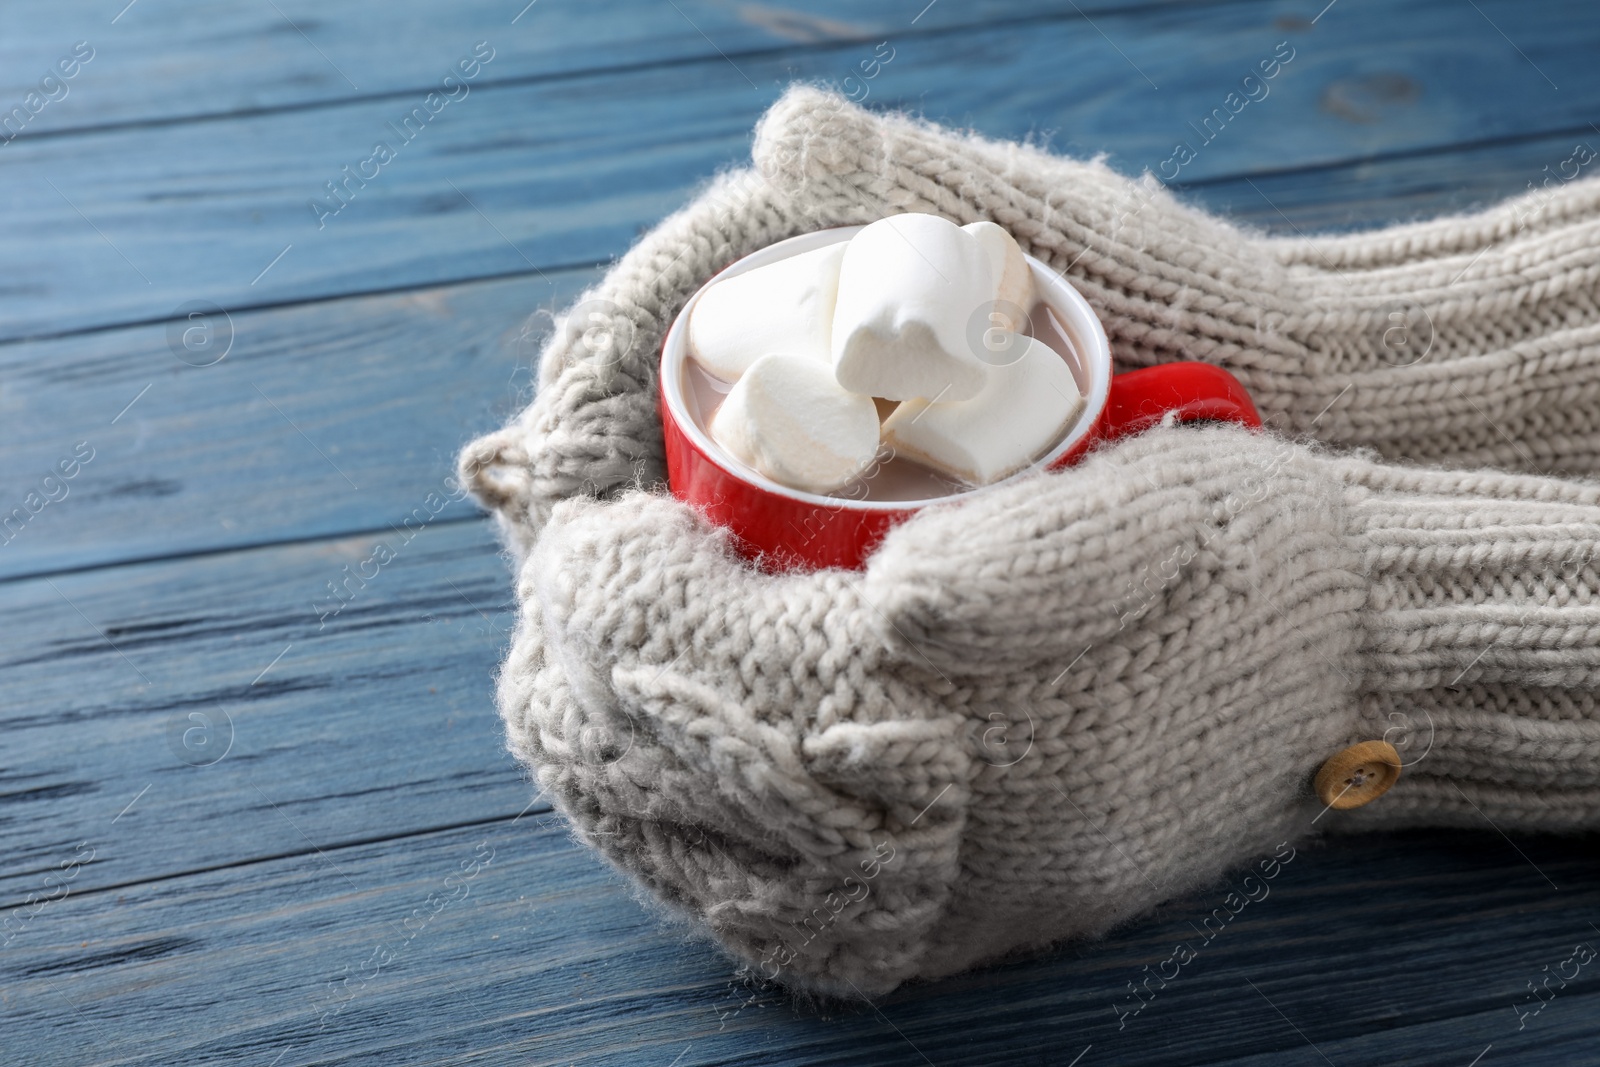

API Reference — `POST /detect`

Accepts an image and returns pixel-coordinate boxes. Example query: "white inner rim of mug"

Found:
[660,224,1114,512]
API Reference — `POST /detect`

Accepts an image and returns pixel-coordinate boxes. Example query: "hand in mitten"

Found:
[750,87,1600,475]
[462,84,1600,561]
[457,122,865,558]
[504,422,1600,996]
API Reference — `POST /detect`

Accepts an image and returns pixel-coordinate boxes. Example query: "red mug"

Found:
[660,226,1261,571]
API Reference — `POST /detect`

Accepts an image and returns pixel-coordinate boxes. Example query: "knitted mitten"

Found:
[462,86,1600,560]
[505,423,1600,996]
[458,150,838,560]
[751,87,1600,476]
[460,86,1600,995]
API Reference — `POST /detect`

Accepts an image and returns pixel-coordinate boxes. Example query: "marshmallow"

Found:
[963,221,1036,319]
[710,353,881,494]
[882,334,1083,485]
[831,214,995,402]
[688,243,845,380]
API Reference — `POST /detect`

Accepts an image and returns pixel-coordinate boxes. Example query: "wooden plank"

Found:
[0,267,595,582]
[1185,132,1600,232]
[0,0,1194,136]
[3,0,1595,342]
[0,518,531,901]
[2,126,1592,582]
[2,820,1594,1065]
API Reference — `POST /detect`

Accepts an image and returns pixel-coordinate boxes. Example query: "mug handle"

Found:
[1097,362,1261,443]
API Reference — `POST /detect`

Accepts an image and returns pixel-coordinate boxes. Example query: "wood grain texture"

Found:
[0,518,531,902]
[0,0,1195,136]
[1,0,1594,343]
[0,268,595,582]
[3,819,1596,1066]
[1188,128,1600,232]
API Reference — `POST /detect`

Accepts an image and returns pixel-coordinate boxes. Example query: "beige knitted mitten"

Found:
[459,154,828,560]
[462,86,1600,561]
[752,87,1600,476]
[460,86,1600,995]
[506,423,1600,995]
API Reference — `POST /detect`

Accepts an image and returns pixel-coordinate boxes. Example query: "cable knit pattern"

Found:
[460,86,1600,994]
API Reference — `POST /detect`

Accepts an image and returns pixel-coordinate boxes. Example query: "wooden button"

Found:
[1314,740,1401,810]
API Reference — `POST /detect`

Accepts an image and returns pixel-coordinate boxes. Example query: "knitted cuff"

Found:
[1336,457,1600,830]
[751,86,1600,475]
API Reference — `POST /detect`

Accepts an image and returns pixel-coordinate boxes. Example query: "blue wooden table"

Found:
[4,2,1598,1064]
